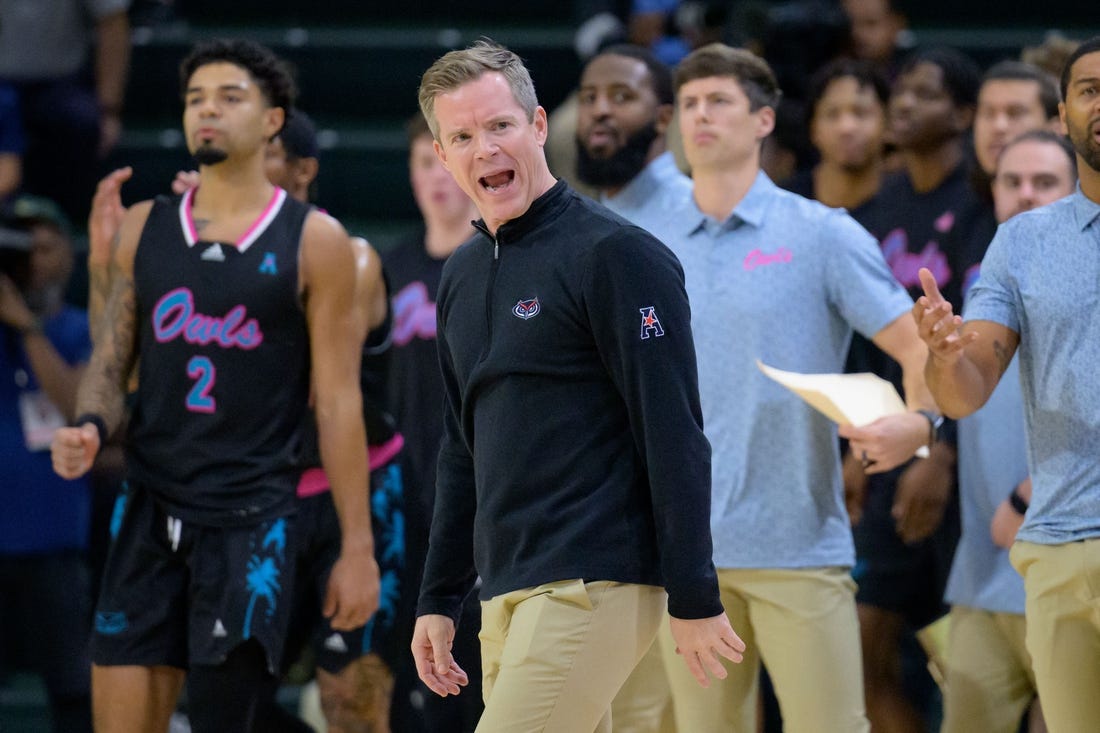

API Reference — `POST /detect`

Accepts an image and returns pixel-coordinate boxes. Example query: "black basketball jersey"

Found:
[127,187,312,526]
[357,267,398,447]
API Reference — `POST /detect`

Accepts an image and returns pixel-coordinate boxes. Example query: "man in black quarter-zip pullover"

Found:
[409,39,745,733]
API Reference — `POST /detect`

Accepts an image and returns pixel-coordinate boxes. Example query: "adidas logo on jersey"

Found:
[201,243,226,262]
[212,619,228,638]
[323,633,348,653]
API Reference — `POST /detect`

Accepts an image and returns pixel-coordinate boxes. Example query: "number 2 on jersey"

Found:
[186,356,216,413]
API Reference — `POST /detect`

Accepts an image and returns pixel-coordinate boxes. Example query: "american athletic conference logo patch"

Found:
[512,297,540,320]
[639,306,665,339]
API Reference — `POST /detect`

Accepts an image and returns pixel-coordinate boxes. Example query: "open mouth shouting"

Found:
[480,170,515,193]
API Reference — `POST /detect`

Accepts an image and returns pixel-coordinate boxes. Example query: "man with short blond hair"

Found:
[410,39,743,732]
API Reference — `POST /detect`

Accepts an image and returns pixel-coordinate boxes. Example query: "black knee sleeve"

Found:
[186,639,272,733]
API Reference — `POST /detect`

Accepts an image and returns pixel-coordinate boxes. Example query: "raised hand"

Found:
[911,267,976,364]
[171,170,200,195]
[89,167,132,269]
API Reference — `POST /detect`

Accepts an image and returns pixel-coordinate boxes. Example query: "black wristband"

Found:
[1008,487,1029,515]
[73,413,108,446]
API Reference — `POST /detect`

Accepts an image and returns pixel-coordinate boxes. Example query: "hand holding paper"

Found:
[756,361,911,427]
[757,360,931,473]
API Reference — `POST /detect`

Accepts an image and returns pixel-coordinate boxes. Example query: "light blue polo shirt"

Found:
[948,356,1028,614]
[963,188,1100,546]
[647,171,913,569]
[601,151,693,232]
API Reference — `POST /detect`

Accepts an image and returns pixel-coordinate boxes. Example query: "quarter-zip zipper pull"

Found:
[472,220,499,259]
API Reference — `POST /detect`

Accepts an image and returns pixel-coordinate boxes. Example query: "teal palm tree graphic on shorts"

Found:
[242,518,286,639]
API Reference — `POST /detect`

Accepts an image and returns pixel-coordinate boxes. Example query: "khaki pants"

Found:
[660,566,868,733]
[1011,539,1100,733]
[941,606,1035,733]
[477,580,665,733]
[609,639,676,733]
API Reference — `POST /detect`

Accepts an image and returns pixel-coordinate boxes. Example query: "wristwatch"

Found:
[916,409,944,448]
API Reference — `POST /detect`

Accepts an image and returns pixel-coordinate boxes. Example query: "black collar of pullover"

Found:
[472,179,570,244]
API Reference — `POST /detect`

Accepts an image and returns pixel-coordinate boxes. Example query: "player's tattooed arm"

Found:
[76,199,151,432]
[76,254,138,430]
[89,231,121,342]
[88,167,134,344]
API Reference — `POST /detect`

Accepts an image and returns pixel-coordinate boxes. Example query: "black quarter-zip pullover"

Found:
[418,180,722,622]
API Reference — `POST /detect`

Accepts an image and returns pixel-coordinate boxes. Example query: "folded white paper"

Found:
[756,359,930,458]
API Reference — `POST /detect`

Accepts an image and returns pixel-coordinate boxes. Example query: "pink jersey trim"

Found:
[296,433,406,498]
[178,186,287,252]
[179,187,198,245]
[237,188,286,253]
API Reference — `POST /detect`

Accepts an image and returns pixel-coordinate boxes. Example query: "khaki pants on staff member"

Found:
[941,606,1035,733]
[661,566,869,733]
[1011,539,1100,733]
[476,580,665,733]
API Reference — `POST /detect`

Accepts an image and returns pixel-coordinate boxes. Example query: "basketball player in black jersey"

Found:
[255,111,406,733]
[51,39,379,733]
[87,114,405,733]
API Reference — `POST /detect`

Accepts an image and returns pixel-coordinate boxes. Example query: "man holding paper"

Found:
[643,43,940,732]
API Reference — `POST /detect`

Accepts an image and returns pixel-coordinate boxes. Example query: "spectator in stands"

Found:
[848,46,986,733]
[971,61,1061,197]
[0,195,93,733]
[841,0,908,81]
[755,1,853,183]
[627,0,697,66]
[782,58,890,228]
[0,0,131,222]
